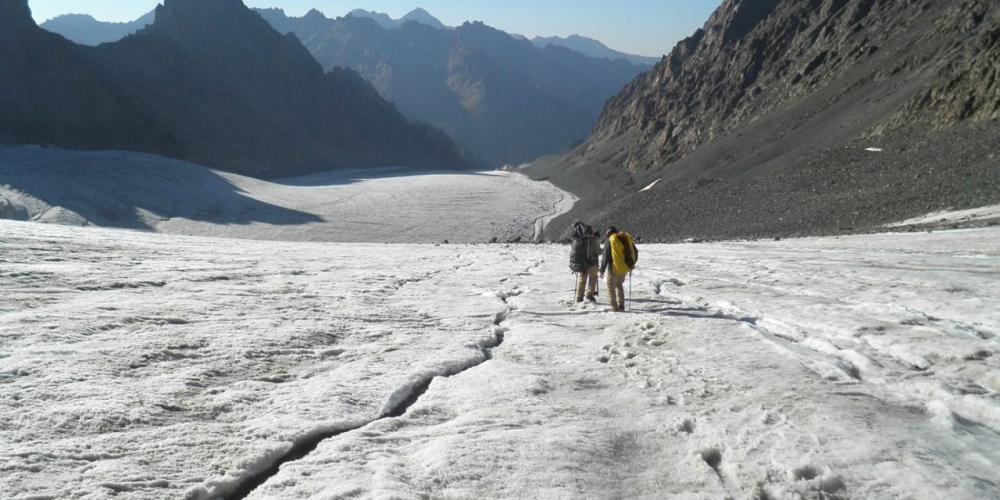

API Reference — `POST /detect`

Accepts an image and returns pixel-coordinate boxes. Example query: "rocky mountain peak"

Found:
[347,9,396,29]
[401,8,446,30]
[152,0,263,40]
[294,8,333,34]
[51,13,97,22]
[155,0,246,21]
[150,0,317,73]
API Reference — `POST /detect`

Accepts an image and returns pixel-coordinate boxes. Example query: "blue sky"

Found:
[28,0,721,57]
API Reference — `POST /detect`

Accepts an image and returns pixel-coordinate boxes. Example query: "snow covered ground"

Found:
[2,220,997,499]
[0,146,573,243]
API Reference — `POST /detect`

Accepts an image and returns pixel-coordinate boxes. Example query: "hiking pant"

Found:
[606,271,627,311]
[576,266,598,302]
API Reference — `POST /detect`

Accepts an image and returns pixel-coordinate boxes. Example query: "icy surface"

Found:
[1,221,998,499]
[0,146,573,243]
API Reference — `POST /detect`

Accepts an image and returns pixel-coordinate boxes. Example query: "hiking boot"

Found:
[586,296,597,304]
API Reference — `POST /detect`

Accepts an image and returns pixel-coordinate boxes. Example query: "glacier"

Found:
[1,219,997,499]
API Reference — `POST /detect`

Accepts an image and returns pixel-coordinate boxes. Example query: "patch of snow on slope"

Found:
[640,179,661,192]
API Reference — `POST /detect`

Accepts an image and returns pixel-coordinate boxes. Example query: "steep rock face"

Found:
[885,0,1000,127]
[534,0,1000,240]
[0,1,180,155]
[589,0,1000,173]
[0,0,466,177]
[260,9,648,166]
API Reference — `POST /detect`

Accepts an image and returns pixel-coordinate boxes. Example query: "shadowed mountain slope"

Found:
[2,0,466,178]
[257,8,649,167]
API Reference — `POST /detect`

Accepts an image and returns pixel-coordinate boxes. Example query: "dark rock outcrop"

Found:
[534,0,1000,240]
[258,9,648,167]
[1,0,466,178]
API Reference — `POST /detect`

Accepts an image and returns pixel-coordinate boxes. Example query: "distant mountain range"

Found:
[533,0,1000,241]
[2,0,465,178]
[40,10,155,46]
[347,7,448,30]
[256,9,650,166]
[40,5,653,167]
[40,6,657,66]
[532,35,660,66]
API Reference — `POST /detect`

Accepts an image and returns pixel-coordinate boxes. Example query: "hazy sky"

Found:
[28,1,721,57]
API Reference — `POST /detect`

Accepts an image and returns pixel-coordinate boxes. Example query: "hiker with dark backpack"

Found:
[599,226,638,312]
[569,221,601,303]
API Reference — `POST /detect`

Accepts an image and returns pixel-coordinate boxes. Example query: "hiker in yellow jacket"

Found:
[599,226,638,312]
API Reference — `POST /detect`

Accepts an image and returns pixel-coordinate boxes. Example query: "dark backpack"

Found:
[621,232,638,270]
[569,222,594,272]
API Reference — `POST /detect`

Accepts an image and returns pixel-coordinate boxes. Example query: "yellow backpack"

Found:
[609,232,638,274]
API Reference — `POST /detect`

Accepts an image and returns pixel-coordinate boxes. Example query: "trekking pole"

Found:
[628,272,633,311]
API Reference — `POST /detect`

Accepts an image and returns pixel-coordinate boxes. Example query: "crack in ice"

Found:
[220,301,516,500]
